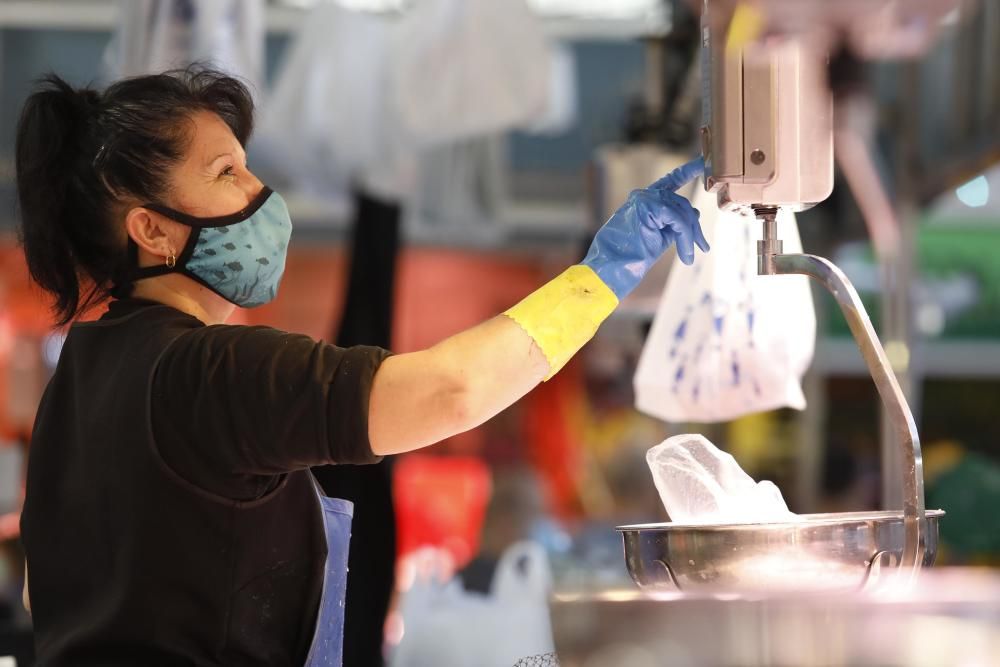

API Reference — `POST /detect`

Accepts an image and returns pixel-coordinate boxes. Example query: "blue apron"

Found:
[302,481,354,667]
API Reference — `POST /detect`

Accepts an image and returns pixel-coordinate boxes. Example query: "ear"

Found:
[125,207,191,268]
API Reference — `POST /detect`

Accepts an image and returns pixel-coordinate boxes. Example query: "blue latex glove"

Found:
[582,156,709,300]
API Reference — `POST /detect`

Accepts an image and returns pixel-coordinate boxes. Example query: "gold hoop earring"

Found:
[165,254,177,268]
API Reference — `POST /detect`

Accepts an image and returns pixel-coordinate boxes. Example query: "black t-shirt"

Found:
[21,299,390,666]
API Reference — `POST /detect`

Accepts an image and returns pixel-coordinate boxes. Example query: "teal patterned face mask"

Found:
[131,187,292,308]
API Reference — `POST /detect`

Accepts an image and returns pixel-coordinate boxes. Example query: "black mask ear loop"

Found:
[112,224,202,298]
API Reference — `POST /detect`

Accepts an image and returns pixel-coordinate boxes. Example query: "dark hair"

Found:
[15,66,255,325]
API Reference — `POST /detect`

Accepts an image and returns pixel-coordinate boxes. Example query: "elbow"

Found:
[429,369,477,438]
[368,368,476,457]
[446,379,477,434]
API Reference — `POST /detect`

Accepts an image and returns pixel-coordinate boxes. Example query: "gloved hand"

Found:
[503,157,708,380]
[582,156,709,300]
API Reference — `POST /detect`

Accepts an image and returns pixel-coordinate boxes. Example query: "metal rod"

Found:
[757,218,925,576]
[834,93,914,512]
[754,207,781,274]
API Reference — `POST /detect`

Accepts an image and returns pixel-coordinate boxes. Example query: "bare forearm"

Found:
[439,315,550,426]
[368,315,548,456]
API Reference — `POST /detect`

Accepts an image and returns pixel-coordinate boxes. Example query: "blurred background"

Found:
[0,0,996,665]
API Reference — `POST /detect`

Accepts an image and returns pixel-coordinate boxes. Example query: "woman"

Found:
[16,68,707,666]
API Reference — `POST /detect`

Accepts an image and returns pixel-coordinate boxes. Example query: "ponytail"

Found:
[15,76,116,325]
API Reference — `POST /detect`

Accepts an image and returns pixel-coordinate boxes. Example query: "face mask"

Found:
[128,187,292,308]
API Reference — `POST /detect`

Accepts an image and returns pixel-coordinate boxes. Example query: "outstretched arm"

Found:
[368,157,708,457]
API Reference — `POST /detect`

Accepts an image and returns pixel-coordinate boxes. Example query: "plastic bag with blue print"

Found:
[633,180,816,423]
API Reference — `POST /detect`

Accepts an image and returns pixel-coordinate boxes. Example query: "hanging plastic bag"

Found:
[255,3,397,204]
[104,0,265,93]
[391,0,552,146]
[634,182,816,423]
[390,542,554,667]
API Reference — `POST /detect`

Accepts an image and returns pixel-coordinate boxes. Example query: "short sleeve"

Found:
[151,324,391,487]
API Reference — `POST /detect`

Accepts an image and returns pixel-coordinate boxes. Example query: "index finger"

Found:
[650,156,705,192]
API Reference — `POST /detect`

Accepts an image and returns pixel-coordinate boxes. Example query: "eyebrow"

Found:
[205,151,234,167]
[204,140,248,169]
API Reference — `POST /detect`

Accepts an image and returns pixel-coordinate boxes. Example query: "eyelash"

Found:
[220,165,236,179]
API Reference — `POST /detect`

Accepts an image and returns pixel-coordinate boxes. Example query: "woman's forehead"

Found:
[186,111,242,162]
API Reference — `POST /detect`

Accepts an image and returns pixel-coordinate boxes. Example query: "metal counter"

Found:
[550,568,1000,666]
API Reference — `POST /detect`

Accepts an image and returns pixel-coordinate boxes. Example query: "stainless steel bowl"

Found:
[618,510,944,594]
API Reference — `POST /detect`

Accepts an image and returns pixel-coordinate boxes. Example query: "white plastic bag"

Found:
[391,0,552,146]
[647,434,795,524]
[255,3,398,204]
[634,182,816,423]
[391,542,554,667]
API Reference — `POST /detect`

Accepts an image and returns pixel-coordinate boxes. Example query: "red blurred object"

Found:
[393,454,491,568]
[525,358,585,519]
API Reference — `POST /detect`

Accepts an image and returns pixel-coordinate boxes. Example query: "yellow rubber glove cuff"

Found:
[503,265,619,381]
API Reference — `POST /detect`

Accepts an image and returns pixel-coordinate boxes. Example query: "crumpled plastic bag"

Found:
[647,434,796,524]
